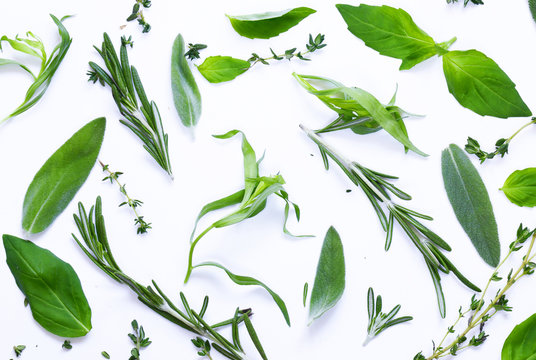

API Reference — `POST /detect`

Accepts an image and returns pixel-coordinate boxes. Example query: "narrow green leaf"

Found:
[502,313,536,360]
[443,50,531,118]
[303,282,309,307]
[227,7,316,39]
[171,34,201,127]
[441,144,500,266]
[243,314,268,360]
[501,168,536,207]
[309,226,345,324]
[530,0,536,23]
[197,56,250,83]
[3,234,92,337]
[22,118,106,233]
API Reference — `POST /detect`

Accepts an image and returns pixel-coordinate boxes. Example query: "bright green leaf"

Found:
[197,56,250,83]
[502,313,536,360]
[501,168,536,207]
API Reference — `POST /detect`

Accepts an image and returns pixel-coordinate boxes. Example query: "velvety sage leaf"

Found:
[22,118,106,233]
[309,226,345,324]
[443,50,531,118]
[502,313,536,360]
[194,262,290,326]
[227,7,316,39]
[197,56,250,83]
[336,4,441,70]
[171,34,201,127]
[501,168,536,207]
[441,144,500,266]
[3,234,92,337]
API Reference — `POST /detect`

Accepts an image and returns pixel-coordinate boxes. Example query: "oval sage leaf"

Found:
[227,7,316,39]
[502,313,536,360]
[501,168,536,207]
[441,144,500,266]
[3,234,92,337]
[308,226,345,325]
[197,56,251,83]
[22,117,106,233]
[171,34,201,127]
[443,50,531,118]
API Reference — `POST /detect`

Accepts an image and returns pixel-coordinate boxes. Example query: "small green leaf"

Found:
[443,50,531,118]
[3,234,92,337]
[502,313,536,360]
[197,56,250,83]
[530,0,536,23]
[227,7,316,39]
[501,168,536,207]
[22,118,106,233]
[441,144,500,266]
[309,226,345,324]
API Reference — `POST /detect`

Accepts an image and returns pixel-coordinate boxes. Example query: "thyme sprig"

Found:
[185,43,208,61]
[72,196,268,360]
[248,33,326,66]
[447,0,484,6]
[126,0,151,33]
[88,34,173,178]
[300,125,480,318]
[13,345,26,357]
[129,320,151,360]
[415,224,536,359]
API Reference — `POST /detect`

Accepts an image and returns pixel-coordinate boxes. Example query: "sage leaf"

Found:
[309,226,345,324]
[3,234,92,337]
[502,313,536,360]
[443,50,531,118]
[22,117,106,233]
[501,168,536,207]
[193,262,290,326]
[227,7,316,39]
[171,34,201,127]
[197,56,250,83]
[441,144,500,266]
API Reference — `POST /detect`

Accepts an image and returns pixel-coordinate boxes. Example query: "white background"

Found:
[1,0,535,359]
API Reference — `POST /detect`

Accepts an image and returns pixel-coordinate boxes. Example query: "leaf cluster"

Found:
[13,345,26,357]
[185,43,207,60]
[128,320,151,360]
[126,0,152,33]
[447,0,484,6]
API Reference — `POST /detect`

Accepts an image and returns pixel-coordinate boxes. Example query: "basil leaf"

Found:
[3,234,92,337]
[227,7,316,39]
[197,56,250,83]
[502,313,536,360]
[501,168,536,207]
[441,144,500,266]
[309,226,345,324]
[22,118,106,233]
[443,50,531,118]
[336,4,443,70]
[171,34,201,127]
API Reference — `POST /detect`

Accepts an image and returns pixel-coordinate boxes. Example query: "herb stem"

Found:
[185,224,216,283]
[507,117,536,142]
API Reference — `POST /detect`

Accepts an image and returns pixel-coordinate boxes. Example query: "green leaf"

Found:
[501,168,536,207]
[197,56,250,83]
[22,118,106,233]
[227,7,316,39]
[3,234,92,337]
[171,34,201,127]
[441,144,500,266]
[502,313,536,360]
[443,50,531,118]
[309,226,345,324]
[530,0,536,23]
[336,4,444,70]
[193,262,291,326]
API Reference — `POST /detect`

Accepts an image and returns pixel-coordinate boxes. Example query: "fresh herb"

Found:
[88,34,173,178]
[13,345,26,357]
[3,235,92,337]
[185,129,307,283]
[364,287,412,345]
[502,313,536,360]
[301,126,480,317]
[530,0,536,23]
[303,282,309,307]
[184,43,207,61]
[0,15,71,124]
[465,118,536,163]
[62,340,72,350]
[100,161,151,234]
[248,34,326,65]
[22,118,105,233]
[441,144,500,266]
[192,337,212,358]
[128,320,151,360]
[126,0,151,33]
[416,225,536,359]
[501,168,536,207]
[447,0,484,5]
[73,196,269,360]
[101,351,110,359]
[227,7,316,39]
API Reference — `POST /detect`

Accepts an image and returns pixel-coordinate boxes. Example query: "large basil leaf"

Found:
[22,118,105,233]
[441,144,500,266]
[227,7,316,39]
[502,313,536,360]
[197,56,250,83]
[3,234,92,337]
[501,168,536,207]
[443,50,531,118]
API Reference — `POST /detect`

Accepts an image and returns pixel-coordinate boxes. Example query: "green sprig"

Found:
[128,320,151,360]
[248,33,326,66]
[446,0,484,6]
[126,0,152,33]
[185,43,207,61]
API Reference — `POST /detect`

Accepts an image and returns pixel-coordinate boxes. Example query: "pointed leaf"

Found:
[197,56,250,83]
[502,313,536,360]
[501,168,536,207]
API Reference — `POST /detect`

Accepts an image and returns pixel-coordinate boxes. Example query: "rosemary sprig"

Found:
[300,125,480,318]
[247,33,326,66]
[72,196,268,360]
[126,0,151,33]
[88,34,173,178]
[415,224,536,359]
[100,161,151,234]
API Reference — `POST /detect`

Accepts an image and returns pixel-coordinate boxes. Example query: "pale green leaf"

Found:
[501,168,536,207]
[197,56,250,83]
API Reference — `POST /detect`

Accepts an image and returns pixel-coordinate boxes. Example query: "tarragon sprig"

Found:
[248,33,326,66]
